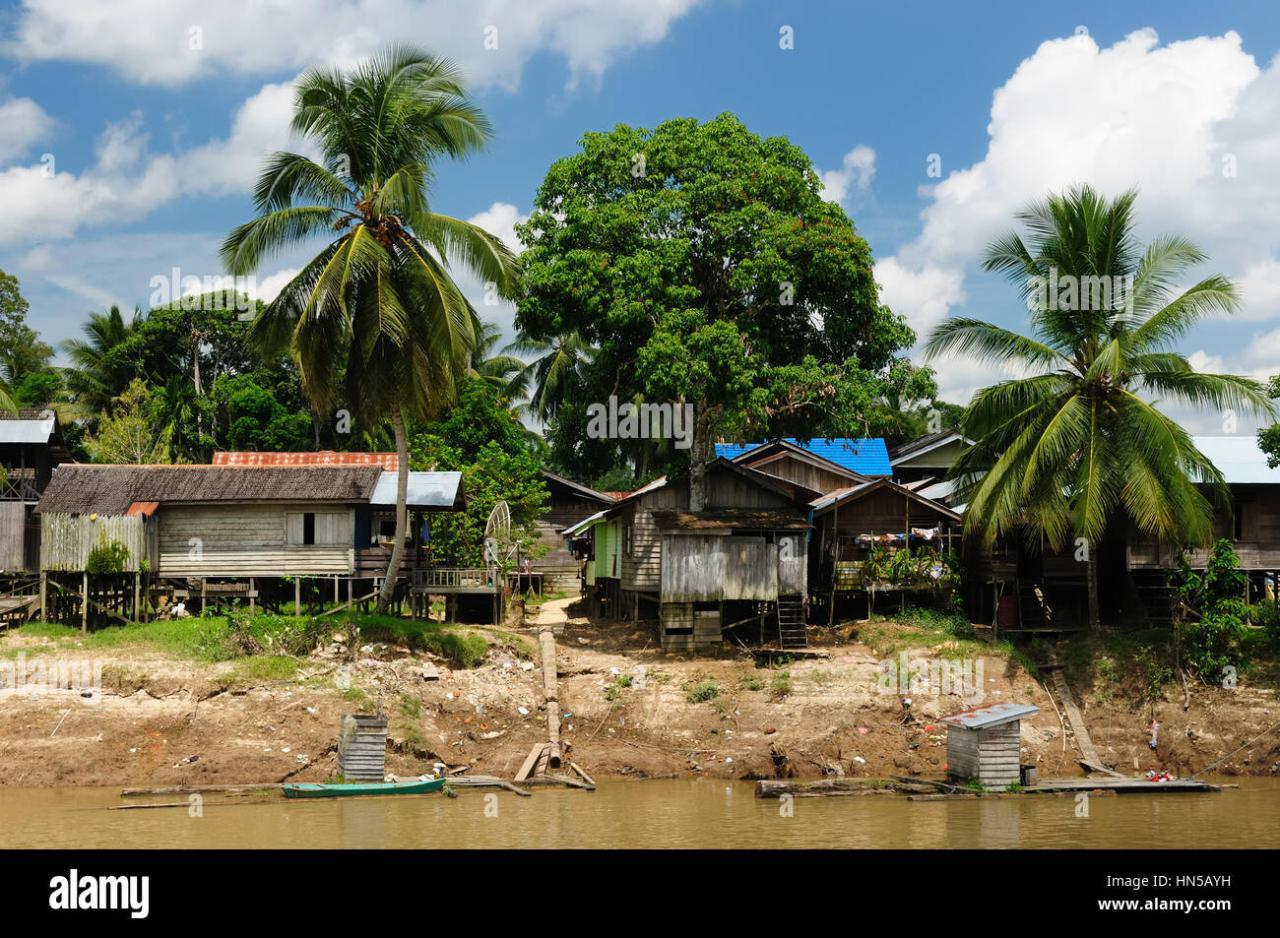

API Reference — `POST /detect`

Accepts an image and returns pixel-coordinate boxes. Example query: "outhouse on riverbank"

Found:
[941,702,1039,788]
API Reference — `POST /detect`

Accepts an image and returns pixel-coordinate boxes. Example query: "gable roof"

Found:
[541,470,616,505]
[809,477,962,522]
[37,465,383,515]
[214,451,399,469]
[718,438,870,484]
[715,438,892,477]
[889,430,973,465]
[1191,436,1280,485]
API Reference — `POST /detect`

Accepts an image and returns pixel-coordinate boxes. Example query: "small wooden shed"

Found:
[337,713,388,782]
[941,702,1039,788]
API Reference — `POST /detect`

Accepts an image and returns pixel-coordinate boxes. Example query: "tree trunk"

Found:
[1086,548,1101,629]
[377,406,410,613]
[688,405,712,512]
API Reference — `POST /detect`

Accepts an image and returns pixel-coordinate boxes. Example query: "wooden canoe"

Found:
[283,777,446,799]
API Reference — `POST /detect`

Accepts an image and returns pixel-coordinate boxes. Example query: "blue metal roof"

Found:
[714,438,892,477]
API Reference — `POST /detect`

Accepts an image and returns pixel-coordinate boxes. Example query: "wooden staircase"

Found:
[1131,569,1176,627]
[776,596,807,650]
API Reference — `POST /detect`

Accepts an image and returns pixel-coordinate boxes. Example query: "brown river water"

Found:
[3,778,1278,849]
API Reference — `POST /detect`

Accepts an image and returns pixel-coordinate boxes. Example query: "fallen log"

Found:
[569,762,596,787]
[754,778,900,798]
[442,775,532,797]
[538,627,562,768]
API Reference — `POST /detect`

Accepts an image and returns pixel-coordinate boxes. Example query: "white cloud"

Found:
[819,144,875,204]
[878,28,1280,404]
[0,96,55,164]
[466,201,527,253]
[874,257,965,340]
[7,0,701,90]
[251,268,301,304]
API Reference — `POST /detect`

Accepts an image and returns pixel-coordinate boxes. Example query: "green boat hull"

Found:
[283,778,446,799]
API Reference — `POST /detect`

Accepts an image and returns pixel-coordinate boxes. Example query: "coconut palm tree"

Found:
[61,305,144,415]
[925,186,1275,628]
[508,329,594,421]
[222,46,521,611]
[470,321,529,403]
[0,381,15,414]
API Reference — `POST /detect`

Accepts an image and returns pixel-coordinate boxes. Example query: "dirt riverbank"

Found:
[0,604,1276,789]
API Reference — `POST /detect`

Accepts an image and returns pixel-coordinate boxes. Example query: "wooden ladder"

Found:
[776,596,807,650]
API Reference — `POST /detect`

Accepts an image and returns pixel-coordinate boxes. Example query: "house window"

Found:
[287,511,349,546]
[1233,502,1245,541]
[624,522,634,557]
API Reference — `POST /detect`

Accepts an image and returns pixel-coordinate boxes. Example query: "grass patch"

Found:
[769,671,793,700]
[219,655,300,686]
[739,675,763,692]
[686,680,721,704]
[354,615,489,669]
[810,669,835,687]
[399,693,423,719]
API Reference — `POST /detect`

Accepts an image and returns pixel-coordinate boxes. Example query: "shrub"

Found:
[769,671,792,700]
[85,539,131,574]
[1173,540,1249,682]
[686,680,720,703]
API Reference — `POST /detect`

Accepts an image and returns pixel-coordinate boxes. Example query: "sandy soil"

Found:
[0,602,1276,789]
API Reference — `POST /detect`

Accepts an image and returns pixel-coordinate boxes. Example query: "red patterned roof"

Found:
[212,451,399,469]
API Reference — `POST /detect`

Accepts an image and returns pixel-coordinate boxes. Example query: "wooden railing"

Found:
[413,567,496,591]
[0,477,40,502]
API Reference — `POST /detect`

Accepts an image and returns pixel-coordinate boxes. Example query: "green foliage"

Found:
[516,113,933,485]
[84,379,173,464]
[604,674,633,701]
[686,680,721,703]
[0,268,53,383]
[85,538,131,574]
[1260,375,1280,469]
[1173,539,1249,681]
[411,380,549,567]
[213,373,314,452]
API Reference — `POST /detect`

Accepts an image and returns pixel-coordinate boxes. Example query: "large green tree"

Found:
[0,269,53,387]
[926,186,1275,627]
[222,46,520,610]
[515,114,927,504]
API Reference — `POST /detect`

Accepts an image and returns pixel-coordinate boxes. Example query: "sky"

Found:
[1,0,1278,434]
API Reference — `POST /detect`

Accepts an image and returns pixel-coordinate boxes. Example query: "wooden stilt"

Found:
[295,578,302,617]
[81,572,88,633]
[249,577,256,614]
[39,573,47,623]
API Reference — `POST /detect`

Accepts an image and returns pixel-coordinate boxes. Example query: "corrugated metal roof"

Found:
[1191,436,1280,485]
[0,414,56,444]
[562,509,610,537]
[370,471,463,509]
[715,438,892,476]
[941,702,1039,730]
[214,451,399,469]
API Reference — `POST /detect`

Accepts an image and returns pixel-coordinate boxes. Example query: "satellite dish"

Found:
[485,501,514,566]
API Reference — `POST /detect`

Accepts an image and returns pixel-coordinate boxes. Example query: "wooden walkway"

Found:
[1043,664,1123,776]
[0,594,38,627]
[1026,777,1218,794]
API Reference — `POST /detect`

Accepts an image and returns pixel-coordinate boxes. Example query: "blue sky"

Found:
[2,0,1278,430]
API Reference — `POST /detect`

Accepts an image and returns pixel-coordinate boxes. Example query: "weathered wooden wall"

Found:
[735,451,852,494]
[158,504,354,578]
[946,722,1021,787]
[40,513,152,572]
[620,486,683,593]
[0,502,25,573]
[660,534,779,602]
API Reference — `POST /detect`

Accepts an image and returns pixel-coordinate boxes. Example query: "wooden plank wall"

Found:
[738,452,851,494]
[620,486,683,592]
[946,722,1022,787]
[660,534,784,603]
[0,501,24,573]
[158,504,354,578]
[40,513,149,572]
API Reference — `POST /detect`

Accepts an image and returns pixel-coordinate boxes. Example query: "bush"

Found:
[1174,540,1249,682]
[85,539,131,574]
[686,680,720,703]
